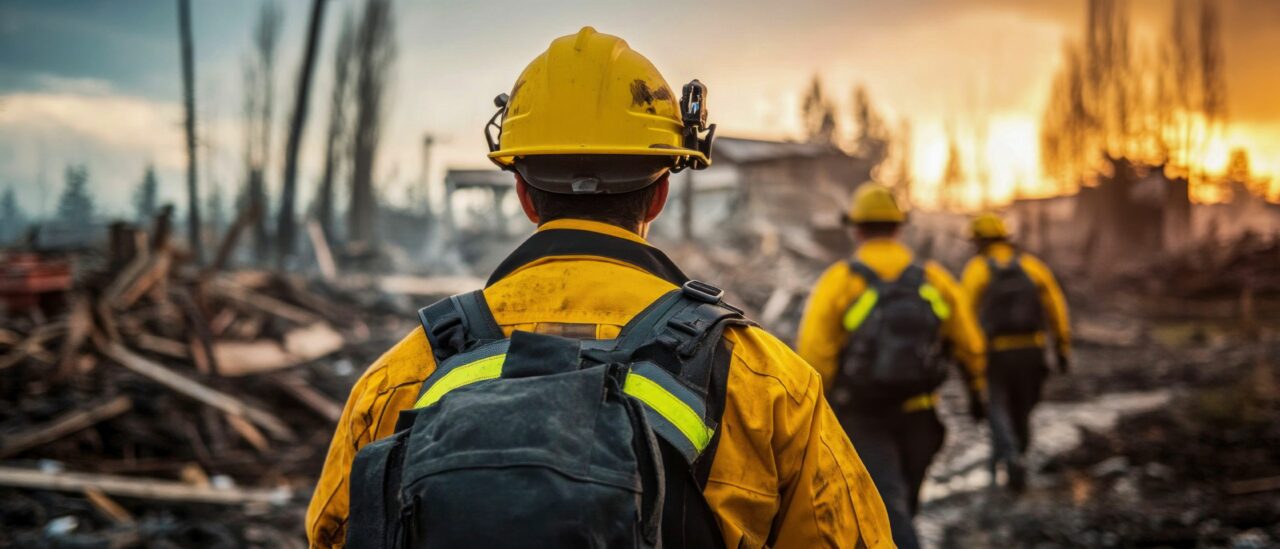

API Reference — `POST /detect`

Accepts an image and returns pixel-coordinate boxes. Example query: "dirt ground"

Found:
[919,291,1280,549]
[3,259,1276,548]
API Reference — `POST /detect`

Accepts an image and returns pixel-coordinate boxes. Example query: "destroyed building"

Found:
[655,136,875,251]
[1075,156,1191,265]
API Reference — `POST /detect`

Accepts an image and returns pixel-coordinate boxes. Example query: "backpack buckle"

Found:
[682,280,723,304]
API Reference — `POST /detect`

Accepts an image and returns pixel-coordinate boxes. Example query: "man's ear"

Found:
[515,175,541,224]
[644,173,670,223]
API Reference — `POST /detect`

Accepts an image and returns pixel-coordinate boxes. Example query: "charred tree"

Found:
[239,1,282,265]
[134,165,159,223]
[317,12,356,242]
[348,0,396,248]
[177,0,202,263]
[275,0,329,269]
[801,76,837,146]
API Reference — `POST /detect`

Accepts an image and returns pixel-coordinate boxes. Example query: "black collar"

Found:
[486,228,690,287]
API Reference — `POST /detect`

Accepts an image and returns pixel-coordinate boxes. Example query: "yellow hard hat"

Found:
[847,183,907,224]
[485,27,715,193]
[970,212,1010,240]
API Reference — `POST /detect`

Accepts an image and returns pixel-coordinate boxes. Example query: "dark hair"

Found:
[853,222,901,239]
[523,178,662,232]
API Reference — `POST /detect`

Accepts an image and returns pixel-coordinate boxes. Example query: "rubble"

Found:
[1129,231,1280,299]
[0,212,427,546]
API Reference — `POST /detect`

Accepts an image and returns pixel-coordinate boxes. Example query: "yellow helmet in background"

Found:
[485,27,715,193]
[847,183,907,224]
[970,212,1010,240]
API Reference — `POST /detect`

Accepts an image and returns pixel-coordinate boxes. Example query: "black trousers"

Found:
[841,409,945,549]
[986,347,1048,467]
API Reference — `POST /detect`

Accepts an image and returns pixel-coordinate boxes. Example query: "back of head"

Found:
[485,27,716,229]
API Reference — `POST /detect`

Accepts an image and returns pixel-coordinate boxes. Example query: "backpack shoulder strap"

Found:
[610,280,753,464]
[986,252,1022,274]
[417,289,505,365]
[897,262,927,288]
[984,254,1001,273]
[847,260,882,288]
[615,281,751,384]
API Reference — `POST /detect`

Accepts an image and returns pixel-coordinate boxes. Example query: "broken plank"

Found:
[307,219,338,282]
[84,486,135,524]
[211,278,322,326]
[284,322,344,361]
[759,287,794,328]
[99,342,294,441]
[0,321,68,371]
[208,203,260,274]
[225,414,270,453]
[133,332,191,360]
[56,296,93,379]
[173,289,219,375]
[101,231,151,304]
[212,322,344,376]
[0,465,291,506]
[115,250,172,309]
[211,340,292,377]
[0,395,133,458]
[272,373,343,422]
[1229,475,1280,496]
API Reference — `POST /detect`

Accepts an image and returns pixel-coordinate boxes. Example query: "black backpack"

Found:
[833,261,948,413]
[346,281,750,549]
[978,254,1044,338]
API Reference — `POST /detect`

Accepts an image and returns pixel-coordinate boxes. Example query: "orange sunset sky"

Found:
[1,0,1277,215]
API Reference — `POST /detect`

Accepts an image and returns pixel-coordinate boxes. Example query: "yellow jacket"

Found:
[960,241,1071,355]
[796,238,987,397]
[307,219,892,548]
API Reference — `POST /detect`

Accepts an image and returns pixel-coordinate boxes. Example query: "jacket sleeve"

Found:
[796,262,858,392]
[773,369,894,548]
[926,263,986,391]
[711,329,893,548]
[960,256,990,306]
[1021,255,1072,355]
[306,329,435,548]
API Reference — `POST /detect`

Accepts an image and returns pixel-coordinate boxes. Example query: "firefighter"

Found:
[961,212,1071,492]
[307,27,892,548]
[797,183,987,549]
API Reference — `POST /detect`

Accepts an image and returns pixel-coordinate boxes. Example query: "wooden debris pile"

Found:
[0,208,413,547]
[1111,231,1280,304]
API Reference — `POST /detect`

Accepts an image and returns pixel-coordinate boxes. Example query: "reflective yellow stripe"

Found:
[414,354,506,408]
[623,373,714,452]
[918,284,951,320]
[991,332,1046,351]
[902,393,937,412]
[842,289,879,332]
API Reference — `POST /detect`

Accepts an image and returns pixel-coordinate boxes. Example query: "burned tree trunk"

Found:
[177,0,202,264]
[275,0,329,269]
[348,0,395,248]
[317,12,356,242]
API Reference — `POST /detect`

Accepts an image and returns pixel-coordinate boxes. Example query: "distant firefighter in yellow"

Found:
[961,212,1072,492]
[797,183,988,549]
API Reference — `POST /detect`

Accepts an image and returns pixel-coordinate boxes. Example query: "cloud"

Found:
[0,92,186,168]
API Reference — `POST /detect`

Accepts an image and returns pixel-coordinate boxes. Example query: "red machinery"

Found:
[0,253,73,315]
